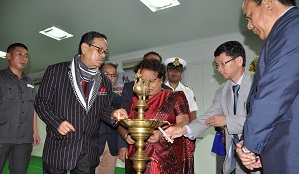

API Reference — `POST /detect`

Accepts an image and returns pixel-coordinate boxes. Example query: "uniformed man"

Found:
[164,57,198,121]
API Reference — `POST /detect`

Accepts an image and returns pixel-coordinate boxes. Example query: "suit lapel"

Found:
[225,82,234,115]
[69,59,87,111]
[236,70,254,115]
[87,73,102,111]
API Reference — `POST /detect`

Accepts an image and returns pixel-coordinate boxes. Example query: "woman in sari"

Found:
[119,59,195,174]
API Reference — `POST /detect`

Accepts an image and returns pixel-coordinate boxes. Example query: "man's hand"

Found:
[164,125,187,141]
[118,147,128,163]
[32,132,41,146]
[112,108,128,120]
[57,121,75,135]
[205,114,226,127]
[236,141,262,170]
[32,110,40,146]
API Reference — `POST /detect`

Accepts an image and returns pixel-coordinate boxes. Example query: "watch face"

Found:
[242,146,251,154]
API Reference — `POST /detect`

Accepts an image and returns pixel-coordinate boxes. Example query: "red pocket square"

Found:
[100,87,106,92]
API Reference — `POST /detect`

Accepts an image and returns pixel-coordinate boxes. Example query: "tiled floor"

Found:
[3,156,125,174]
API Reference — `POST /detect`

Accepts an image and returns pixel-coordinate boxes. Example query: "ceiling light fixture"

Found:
[39,26,73,41]
[140,0,180,12]
[0,51,6,59]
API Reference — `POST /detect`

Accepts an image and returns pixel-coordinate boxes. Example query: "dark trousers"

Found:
[0,143,33,174]
[43,147,95,174]
[216,154,225,174]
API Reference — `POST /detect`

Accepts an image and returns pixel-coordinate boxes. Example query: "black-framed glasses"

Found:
[89,44,109,56]
[214,58,236,70]
[103,72,116,78]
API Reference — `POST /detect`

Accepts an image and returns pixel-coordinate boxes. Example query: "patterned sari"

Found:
[127,90,195,174]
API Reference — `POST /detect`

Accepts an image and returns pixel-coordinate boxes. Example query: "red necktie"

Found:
[81,80,89,99]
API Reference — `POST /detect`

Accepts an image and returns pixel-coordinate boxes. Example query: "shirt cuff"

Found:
[184,125,195,139]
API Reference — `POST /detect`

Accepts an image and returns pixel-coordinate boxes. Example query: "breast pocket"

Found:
[0,84,18,126]
[25,87,35,102]
[1,84,18,100]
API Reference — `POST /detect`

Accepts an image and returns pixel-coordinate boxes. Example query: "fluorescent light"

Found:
[39,26,73,41]
[0,51,6,59]
[140,0,180,12]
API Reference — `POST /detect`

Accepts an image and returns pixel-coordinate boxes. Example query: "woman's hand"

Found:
[148,130,163,144]
[124,133,135,144]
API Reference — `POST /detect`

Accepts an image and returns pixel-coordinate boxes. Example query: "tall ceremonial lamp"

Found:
[117,69,169,174]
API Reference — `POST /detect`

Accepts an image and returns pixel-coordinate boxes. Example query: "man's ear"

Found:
[264,0,275,10]
[236,56,244,67]
[81,43,89,55]
[6,52,11,61]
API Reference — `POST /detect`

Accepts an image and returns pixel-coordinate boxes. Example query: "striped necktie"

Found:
[233,84,240,115]
[223,84,240,174]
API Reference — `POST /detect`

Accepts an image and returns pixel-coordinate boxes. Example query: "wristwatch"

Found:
[241,145,251,154]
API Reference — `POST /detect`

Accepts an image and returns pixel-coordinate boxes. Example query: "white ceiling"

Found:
[1,0,297,75]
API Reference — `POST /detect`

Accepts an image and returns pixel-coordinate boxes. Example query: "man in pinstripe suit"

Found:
[35,31,127,174]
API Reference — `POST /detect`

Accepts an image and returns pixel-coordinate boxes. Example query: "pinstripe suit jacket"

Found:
[35,60,114,170]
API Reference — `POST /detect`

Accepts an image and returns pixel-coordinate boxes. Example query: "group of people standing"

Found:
[165,1,299,174]
[119,55,198,174]
[1,0,299,174]
[0,31,198,174]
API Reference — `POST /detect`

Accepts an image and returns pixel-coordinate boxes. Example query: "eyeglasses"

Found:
[89,44,109,56]
[214,58,236,70]
[103,72,116,78]
[142,77,159,83]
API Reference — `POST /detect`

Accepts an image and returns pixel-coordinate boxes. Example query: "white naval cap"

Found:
[164,57,187,70]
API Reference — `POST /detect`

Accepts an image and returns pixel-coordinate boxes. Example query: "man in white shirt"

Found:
[164,57,198,121]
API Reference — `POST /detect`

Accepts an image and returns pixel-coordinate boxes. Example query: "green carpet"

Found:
[3,156,125,174]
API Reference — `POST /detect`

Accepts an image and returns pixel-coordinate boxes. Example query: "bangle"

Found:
[241,146,251,154]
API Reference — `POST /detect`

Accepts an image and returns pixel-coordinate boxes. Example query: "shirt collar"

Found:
[5,67,28,80]
[165,81,183,90]
[231,72,244,86]
[279,6,295,18]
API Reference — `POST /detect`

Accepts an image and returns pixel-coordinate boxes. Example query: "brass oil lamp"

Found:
[118,69,169,174]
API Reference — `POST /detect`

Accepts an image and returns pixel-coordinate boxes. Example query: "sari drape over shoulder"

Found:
[127,90,195,174]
